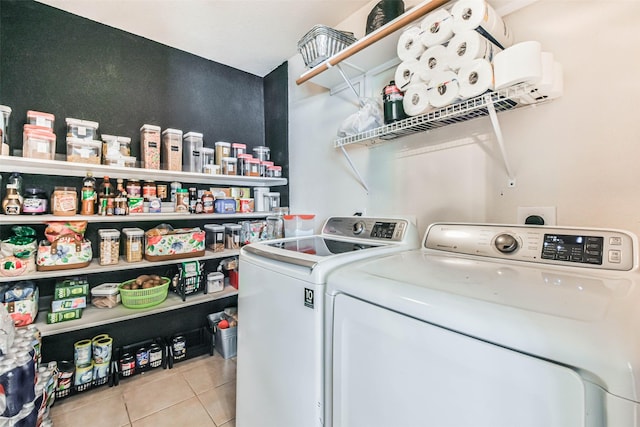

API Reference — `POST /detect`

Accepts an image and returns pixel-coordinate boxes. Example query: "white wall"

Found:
[289,0,640,237]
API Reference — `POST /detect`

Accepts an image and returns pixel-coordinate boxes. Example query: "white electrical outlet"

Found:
[517,206,556,226]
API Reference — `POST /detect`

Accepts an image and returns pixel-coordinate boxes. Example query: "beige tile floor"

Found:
[49,354,237,427]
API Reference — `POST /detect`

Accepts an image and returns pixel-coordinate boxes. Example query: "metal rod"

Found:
[334,63,363,106]
[486,97,515,185]
[340,146,369,193]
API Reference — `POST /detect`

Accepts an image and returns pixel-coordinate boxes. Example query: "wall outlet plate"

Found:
[517,206,556,226]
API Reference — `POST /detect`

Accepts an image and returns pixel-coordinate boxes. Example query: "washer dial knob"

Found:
[353,221,365,235]
[495,234,518,253]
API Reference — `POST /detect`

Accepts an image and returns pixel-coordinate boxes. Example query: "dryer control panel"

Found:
[425,223,636,271]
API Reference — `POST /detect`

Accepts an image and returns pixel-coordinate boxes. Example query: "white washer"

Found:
[325,223,640,427]
[235,216,419,427]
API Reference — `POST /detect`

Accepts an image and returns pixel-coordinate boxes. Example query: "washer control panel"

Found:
[323,217,412,242]
[425,223,636,271]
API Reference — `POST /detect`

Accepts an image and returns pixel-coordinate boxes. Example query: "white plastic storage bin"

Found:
[162,128,183,171]
[66,118,99,140]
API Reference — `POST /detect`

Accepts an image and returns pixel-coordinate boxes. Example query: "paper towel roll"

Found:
[451,0,513,50]
[397,26,426,61]
[457,58,494,99]
[403,83,432,116]
[493,41,542,90]
[447,30,501,70]
[521,53,563,103]
[418,45,450,83]
[395,60,422,90]
[419,8,454,48]
[428,70,461,108]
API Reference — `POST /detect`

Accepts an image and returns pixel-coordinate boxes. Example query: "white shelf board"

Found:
[37,285,238,336]
[0,155,287,187]
[0,249,240,283]
[0,212,269,225]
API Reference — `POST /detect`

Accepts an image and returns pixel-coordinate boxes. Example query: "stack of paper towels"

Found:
[395,0,563,117]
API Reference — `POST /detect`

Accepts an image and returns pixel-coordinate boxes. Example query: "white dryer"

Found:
[325,223,640,427]
[235,216,419,427]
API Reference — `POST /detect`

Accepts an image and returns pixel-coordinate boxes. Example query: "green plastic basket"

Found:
[118,277,170,309]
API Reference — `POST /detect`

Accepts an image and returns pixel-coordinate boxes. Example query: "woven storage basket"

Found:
[118,277,170,309]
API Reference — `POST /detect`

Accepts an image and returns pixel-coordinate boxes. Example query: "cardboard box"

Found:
[47,309,83,324]
[54,278,89,299]
[51,296,87,312]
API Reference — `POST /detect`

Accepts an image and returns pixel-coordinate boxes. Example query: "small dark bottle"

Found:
[382,80,407,124]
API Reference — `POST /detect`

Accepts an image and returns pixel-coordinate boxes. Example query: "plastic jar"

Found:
[122,228,144,262]
[231,143,246,158]
[237,154,253,176]
[51,186,78,215]
[253,146,270,161]
[98,229,120,266]
[204,224,225,252]
[267,165,282,178]
[260,161,274,177]
[201,147,215,169]
[264,192,280,212]
[222,157,237,175]
[22,188,48,215]
[246,158,261,177]
[203,164,220,175]
[224,224,242,249]
[215,142,231,165]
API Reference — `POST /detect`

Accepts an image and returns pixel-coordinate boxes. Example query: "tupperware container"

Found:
[267,165,282,177]
[140,124,161,169]
[201,147,215,170]
[66,137,102,164]
[252,146,270,161]
[91,283,121,308]
[27,110,55,129]
[183,132,203,172]
[214,141,231,165]
[283,214,316,237]
[0,105,11,155]
[224,224,242,249]
[231,142,246,158]
[162,128,183,171]
[104,154,136,167]
[66,118,99,140]
[98,228,121,266]
[23,128,56,160]
[122,227,144,262]
[101,134,131,163]
[204,224,226,252]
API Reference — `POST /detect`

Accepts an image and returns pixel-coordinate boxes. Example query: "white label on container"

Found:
[131,242,139,251]
[78,126,87,136]
[35,117,48,127]
[37,141,48,153]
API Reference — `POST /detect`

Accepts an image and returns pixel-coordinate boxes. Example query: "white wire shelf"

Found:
[334,83,544,148]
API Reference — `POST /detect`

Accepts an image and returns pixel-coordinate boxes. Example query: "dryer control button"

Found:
[353,221,365,235]
[608,249,622,263]
[495,234,519,253]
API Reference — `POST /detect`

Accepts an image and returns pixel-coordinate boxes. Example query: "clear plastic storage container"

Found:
[122,227,144,262]
[66,118,99,140]
[253,146,270,161]
[224,224,242,249]
[183,131,203,172]
[23,129,56,160]
[101,134,131,163]
[140,124,161,169]
[98,229,121,266]
[215,141,231,165]
[162,128,183,171]
[221,157,237,175]
[66,138,102,164]
[27,110,55,129]
[0,105,11,156]
[204,224,226,252]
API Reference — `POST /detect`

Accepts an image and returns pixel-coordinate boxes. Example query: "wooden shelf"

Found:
[37,285,238,336]
[296,0,449,88]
